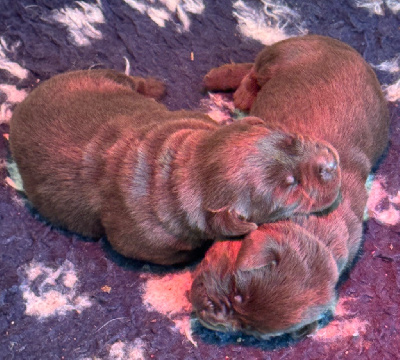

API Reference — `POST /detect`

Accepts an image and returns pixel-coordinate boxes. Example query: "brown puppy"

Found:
[192,35,390,337]
[9,69,340,265]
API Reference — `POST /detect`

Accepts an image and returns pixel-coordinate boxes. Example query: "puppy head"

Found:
[191,222,339,340]
[247,129,342,221]
[202,118,341,236]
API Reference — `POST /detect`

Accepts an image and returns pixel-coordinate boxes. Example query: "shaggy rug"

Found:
[0,1,399,359]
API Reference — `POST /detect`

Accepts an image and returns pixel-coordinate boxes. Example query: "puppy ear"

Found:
[207,207,257,237]
[235,236,281,272]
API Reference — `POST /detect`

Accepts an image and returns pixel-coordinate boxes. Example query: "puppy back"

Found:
[250,35,389,174]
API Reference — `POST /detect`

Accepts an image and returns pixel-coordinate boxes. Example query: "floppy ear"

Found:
[235,234,281,272]
[207,207,257,237]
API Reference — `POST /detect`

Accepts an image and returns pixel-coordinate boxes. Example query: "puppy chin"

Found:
[193,305,327,341]
[311,189,343,216]
[195,316,233,333]
[287,321,319,340]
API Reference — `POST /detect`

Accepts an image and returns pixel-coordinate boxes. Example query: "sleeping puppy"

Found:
[9,69,340,265]
[191,174,362,340]
[192,35,390,337]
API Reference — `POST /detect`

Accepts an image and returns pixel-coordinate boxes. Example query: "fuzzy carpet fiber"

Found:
[1,1,400,359]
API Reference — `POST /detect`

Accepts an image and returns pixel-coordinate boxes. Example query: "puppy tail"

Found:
[85,70,167,100]
[203,63,253,91]
[129,76,166,100]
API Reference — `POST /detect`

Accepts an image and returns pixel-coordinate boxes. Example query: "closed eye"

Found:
[285,175,299,187]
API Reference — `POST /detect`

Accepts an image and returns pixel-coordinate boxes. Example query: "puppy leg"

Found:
[203,63,260,112]
[233,67,260,111]
[203,63,253,91]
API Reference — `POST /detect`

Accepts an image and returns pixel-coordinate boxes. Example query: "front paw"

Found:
[207,207,257,237]
[203,63,254,91]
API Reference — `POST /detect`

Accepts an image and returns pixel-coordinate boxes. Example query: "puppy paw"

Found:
[203,63,253,91]
[207,207,257,237]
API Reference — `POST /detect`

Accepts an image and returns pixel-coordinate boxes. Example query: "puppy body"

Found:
[193,35,389,336]
[205,35,388,177]
[191,173,363,339]
[10,69,340,265]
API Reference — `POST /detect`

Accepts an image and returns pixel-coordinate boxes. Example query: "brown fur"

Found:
[192,35,390,337]
[10,69,340,265]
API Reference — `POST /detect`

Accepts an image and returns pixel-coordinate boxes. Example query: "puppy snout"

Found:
[317,157,338,182]
[314,149,338,182]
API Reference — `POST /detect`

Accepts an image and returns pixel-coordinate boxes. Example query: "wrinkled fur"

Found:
[192,35,390,337]
[10,69,340,265]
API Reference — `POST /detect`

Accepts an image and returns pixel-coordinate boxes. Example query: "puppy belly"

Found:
[101,198,205,265]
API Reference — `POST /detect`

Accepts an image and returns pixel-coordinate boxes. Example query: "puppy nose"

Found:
[316,156,338,182]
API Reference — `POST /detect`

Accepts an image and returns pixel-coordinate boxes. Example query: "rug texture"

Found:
[0,1,400,359]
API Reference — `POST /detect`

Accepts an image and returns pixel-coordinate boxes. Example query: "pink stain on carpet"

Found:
[313,297,368,342]
[141,270,192,316]
[367,177,400,226]
[141,270,198,346]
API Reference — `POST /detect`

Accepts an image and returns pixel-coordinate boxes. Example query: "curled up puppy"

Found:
[192,35,390,338]
[9,69,340,265]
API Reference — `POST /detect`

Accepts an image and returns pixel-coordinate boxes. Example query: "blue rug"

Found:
[1,1,399,359]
